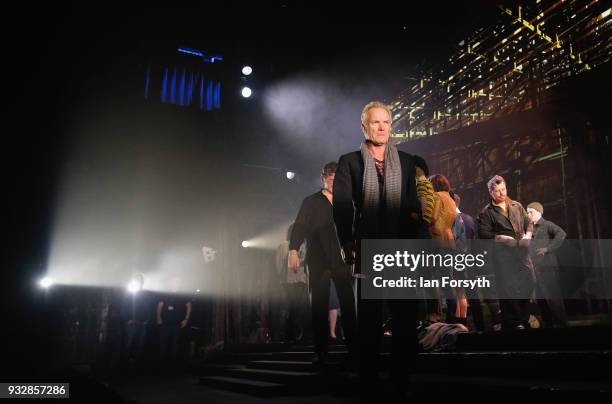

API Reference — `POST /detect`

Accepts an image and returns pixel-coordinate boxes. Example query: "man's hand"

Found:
[180,319,189,328]
[518,238,531,248]
[495,234,516,247]
[536,247,548,257]
[342,242,355,265]
[288,250,300,269]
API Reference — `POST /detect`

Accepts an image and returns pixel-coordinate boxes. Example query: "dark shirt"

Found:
[159,295,190,326]
[532,218,566,250]
[477,199,532,240]
[477,199,534,274]
[374,158,385,178]
[530,218,566,269]
[290,191,343,274]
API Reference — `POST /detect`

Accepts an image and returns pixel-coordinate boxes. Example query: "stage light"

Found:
[127,280,141,294]
[39,277,53,289]
[196,289,201,293]
[286,171,296,180]
[241,87,252,98]
[241,240,250,248]
[242,66,253,76]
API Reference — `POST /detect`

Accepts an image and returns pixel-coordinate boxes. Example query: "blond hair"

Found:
[361,101,392,127]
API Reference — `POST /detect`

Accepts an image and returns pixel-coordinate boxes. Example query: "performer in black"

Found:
[289,162,357,365]
[333,101,424,388]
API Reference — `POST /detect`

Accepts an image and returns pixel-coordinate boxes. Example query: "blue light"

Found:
[206,80,213,111]
[152,62,221,111]
[200,76,205,110]
[170,67,177,104]
[178,48,223,64]
[214,82,221,109]
[177,47,204,57]
[187,72,195,105]
[179,67,186,106]
[144,65,151,99]
[203,55,224,64]
[161,67,168,103]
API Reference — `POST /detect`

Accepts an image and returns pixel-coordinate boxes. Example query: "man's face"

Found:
[527,207,542,224]
[363,107,391,146]
[490,182,507,204]
[322,172,335,192]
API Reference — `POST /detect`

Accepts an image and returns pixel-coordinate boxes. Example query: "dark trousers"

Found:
[159,325,186,361]
[464,296,503,332]
[357,278,419,382]
[454,295,501,331]
[499,299,531,329]
[425,296,457,322]
[285,282,310,341]
[310,268,356,355]
[466,278,502,331]
[495,246,534,329]
[124,321,147,362]
[535,269,567,327]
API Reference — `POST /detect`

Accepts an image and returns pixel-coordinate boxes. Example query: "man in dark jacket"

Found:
[477,175,534,330]
[333,101,424,387]
[527,202,568,328]
[289,162,356,365]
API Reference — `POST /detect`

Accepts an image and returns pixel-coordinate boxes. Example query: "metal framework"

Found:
[391,0,611,140]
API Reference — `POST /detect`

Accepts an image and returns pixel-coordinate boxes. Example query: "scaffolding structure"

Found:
[391,0,611,140]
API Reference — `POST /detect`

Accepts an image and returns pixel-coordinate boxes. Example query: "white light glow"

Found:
[127,280,141,294]
[39,277,53,289]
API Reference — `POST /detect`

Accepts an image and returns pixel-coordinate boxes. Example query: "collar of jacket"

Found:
[487,196,514,210]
